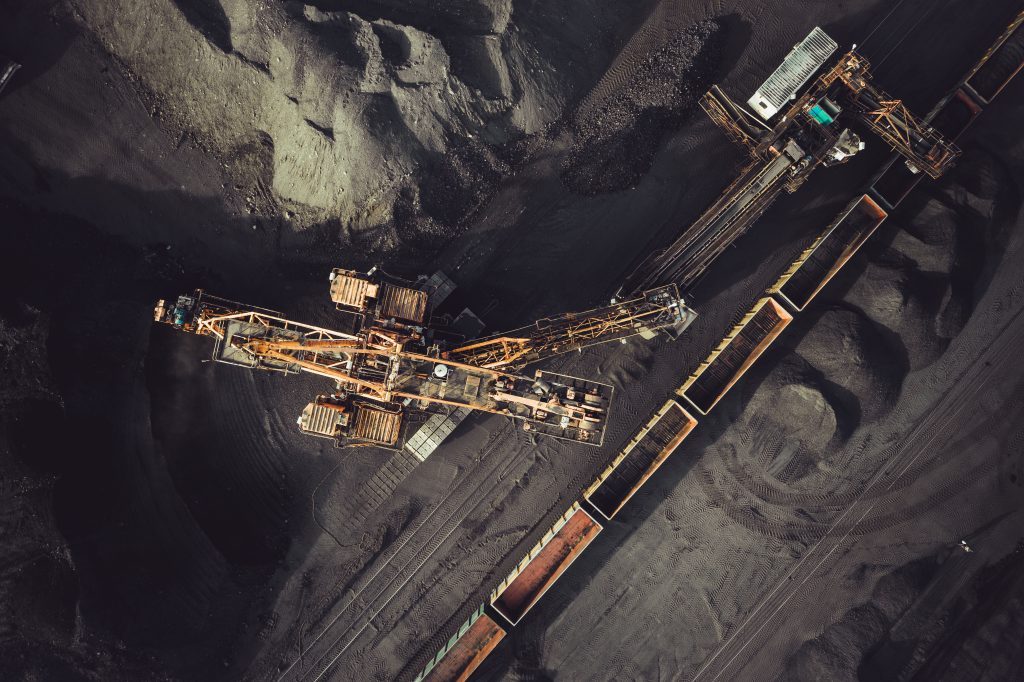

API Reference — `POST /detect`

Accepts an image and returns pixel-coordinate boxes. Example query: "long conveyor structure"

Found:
[155,271,695,449]
[618,29,959,300]
[448,285,695,369]
[619,139,807,295]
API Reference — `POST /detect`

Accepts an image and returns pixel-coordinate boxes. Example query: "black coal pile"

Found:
[419,138,509,227]
[560,20,724,195]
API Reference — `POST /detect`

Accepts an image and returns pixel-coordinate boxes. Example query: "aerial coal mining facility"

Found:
[3,1,1024,680]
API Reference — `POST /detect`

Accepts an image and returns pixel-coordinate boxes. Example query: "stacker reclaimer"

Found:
[155,269,695,450]
[154,29,955,459]
[618,27,960,299]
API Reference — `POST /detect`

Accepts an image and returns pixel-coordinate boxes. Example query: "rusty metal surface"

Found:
[351,404,403,445]
[330,272,375,311]
[379,283,428,324]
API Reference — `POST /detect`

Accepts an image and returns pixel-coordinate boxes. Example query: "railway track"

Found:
[334,450,422,536]
[277,420,537,681]
[689,296,1024,681]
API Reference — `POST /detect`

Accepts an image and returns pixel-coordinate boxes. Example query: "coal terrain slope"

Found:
[1,0,1023,681]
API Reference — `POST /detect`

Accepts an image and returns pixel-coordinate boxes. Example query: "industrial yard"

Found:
[1,0,1023,681]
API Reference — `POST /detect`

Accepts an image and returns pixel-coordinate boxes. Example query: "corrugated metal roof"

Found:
[352,405,402,445]
[748,27,838,120]
[302,402,341,438]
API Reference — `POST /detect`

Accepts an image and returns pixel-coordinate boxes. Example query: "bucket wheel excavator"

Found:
[154,269,695,450]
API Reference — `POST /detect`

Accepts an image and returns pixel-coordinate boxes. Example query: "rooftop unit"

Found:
[748,27,838,119]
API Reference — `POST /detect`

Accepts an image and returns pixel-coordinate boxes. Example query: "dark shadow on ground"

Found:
[169,0,232,53]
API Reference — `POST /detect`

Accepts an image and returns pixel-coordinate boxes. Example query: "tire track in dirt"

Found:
[702,398,1009,543]
[332,449,422,538]
[218,369,292,542]
[689,299,1024,682]
[277,422,535,681]
[409,436,582,669]
[699,282,1024,530]
[326,457,545,681]
[709,437,930,510]
[702,452,998,544]
[390,554,496,671]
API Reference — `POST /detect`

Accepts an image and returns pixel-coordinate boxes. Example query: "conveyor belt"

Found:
[621,139,804,296]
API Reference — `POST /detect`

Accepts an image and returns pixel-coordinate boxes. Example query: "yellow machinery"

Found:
[154,271,694,449]
[619,36,959,299]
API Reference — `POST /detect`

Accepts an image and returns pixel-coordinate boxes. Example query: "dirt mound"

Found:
[720,347,859,486]
[782,537,1024,682]
[762,384,837,449]
[0,311,78,674]
[742,382,839,484]
[171,0,232,53]
[794,307,907,423]
[903,197,959,248]
[65,1,481,228]
[941,147,1005,219]
[69,0,654,253]
[559,20,723,195]
[886,224,955,276]
[777,556,938,682]
[0,305,57,411]
[844,261,948,369]
[388,137,511,252]
[847,146,1020,365]
[417,138,510,231]
[886,195,984,343]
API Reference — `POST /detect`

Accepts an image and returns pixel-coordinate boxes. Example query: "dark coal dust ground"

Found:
[1,0,1023,681]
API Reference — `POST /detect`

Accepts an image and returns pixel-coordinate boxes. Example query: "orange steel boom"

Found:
[154,277,694,448]
[829,52,959,178]
[446,285,693,370]
[155,289,613,446]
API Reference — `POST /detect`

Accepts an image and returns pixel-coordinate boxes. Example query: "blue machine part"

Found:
[808,103,834,125]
